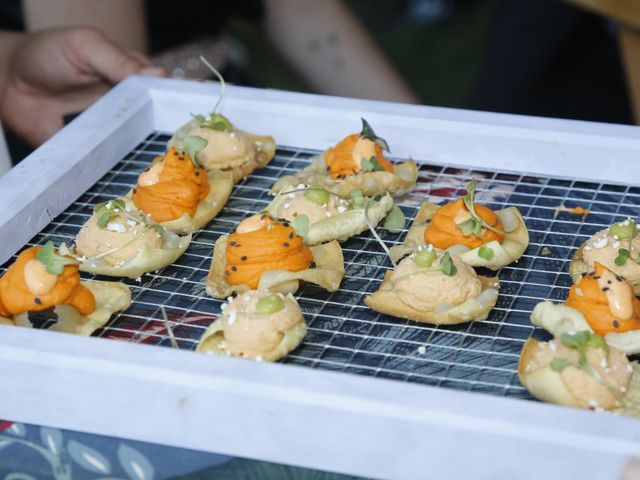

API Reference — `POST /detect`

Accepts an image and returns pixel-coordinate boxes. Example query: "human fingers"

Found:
[72,28,152,83]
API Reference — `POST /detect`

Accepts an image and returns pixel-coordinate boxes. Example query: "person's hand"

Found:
[0,27,165,146]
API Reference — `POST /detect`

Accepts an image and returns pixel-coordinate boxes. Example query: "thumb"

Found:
[75,28,150,84]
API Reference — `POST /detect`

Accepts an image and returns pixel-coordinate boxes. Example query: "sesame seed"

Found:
[283,242,289,247]
[241,256,247,261]
[231,266,237,271]
[613,320,620,328]
[195,171,200,176]
[289,232,294,239]
[34,298,41,305]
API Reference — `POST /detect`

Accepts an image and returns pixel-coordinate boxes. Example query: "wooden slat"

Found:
[563,0,640,29]
[619,27,640,124]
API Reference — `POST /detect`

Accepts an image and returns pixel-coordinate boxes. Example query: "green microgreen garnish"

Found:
[304,185,330,206]
[175,135,208,168]
[560,331,608,371]
[382,205,406,232]
[610,219,639,267]
[292,214,310,238]
[460,179,504,238]
[203,113,233,132]
[415,248,436,268]
[37,241,78,275]
[349,189,366,209]
[439,252,457,277]
[615,248,631,266]
[457,218,483,237]
[360,118,390,152]
[94,199,126,228]
[550,358,571,372]
[478,245,494,261]
[360,156,385,172]
[255,294,285,315]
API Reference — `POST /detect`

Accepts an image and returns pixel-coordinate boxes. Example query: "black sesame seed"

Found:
[231,266,237,271]
[289,232,294,239]
[282,222,290,227]
[593,276,601,280]
[234,243,241,247]
[608,280,612,284]
[195,171,200,176]
[178,156,185,161]
[133,188,137,194]
[310,262,316,268]
[241,256,247,261]
[614,320,620,328]
[230,241,236,246]
[224,271,230,275]
[616,274,625,282]
[34,298,42,305]
[581,272,586,277]
[283,242,290,247]
[602,287,610,292]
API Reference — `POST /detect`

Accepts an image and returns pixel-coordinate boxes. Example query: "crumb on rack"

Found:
[541,247,552,256]
[553,204,590,220]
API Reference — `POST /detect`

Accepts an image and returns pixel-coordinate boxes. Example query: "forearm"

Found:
[23,0,148,52]
[263,0,419,103]
[0,31,24,106]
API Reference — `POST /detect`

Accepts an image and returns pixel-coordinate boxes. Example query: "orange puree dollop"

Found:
[566,262,640,336]
[225,216,313,289]
[324,123,394,179]
[424,198,504,249]
[0,246,96,317]
[132,147,210,223]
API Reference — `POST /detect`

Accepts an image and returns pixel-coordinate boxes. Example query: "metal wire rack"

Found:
[5,131,640,401]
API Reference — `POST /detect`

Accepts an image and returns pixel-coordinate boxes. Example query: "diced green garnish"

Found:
[255,295,285,315]
[415,248,436,268]
[609,220,637,241]
[550,358,570,372]
[349,189,366,209]
[478,245,494,260]
[304,185,330,206]
[292,214,310,238]
[382,205,405,232]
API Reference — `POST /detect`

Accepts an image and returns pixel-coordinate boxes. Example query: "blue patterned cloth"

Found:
[0,421,232,480]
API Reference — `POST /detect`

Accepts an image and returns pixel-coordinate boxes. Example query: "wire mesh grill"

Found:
[5,131,640,400]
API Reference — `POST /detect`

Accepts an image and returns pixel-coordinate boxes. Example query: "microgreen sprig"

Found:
[175,135,208,169]
[94,199,126,228]
[461,179,504,237]
[37,241,78,275]
[360,156,385,172]
[553,331,622,400]
[360,118,390,152]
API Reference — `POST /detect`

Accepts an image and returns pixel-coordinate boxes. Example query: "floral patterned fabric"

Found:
[0,420,230,480]
[0,421,361,480]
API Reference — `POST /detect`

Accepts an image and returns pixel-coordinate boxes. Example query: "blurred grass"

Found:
[228,0,492,107]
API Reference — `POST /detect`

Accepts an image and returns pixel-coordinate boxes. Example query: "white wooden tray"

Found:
[1,76,640,480]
